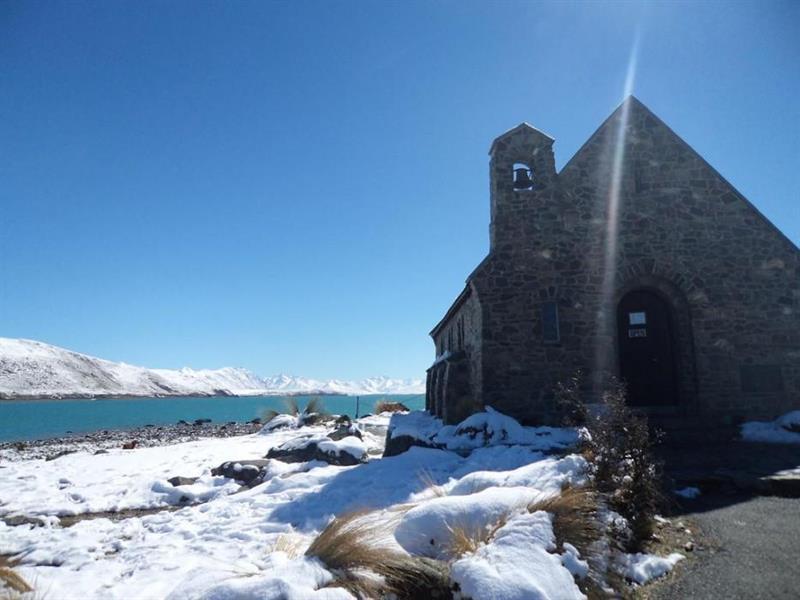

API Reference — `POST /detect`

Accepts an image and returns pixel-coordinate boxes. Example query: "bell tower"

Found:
[488,123,557,249]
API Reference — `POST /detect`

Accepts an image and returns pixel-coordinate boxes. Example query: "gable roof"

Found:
[488,122,554,155]
[561,95,799,253]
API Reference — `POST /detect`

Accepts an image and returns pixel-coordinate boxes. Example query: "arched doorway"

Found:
[617,289,678,406]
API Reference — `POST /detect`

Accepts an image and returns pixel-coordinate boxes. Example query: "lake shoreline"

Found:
[0,419,265,462]
[0,391,359,402]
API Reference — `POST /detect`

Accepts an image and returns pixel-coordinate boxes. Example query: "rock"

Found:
[335,414,351,425]
[168,476,198,487]
[267,435,367,466]
[383,434,441,458]
[122,440,138,450]
[94,449,109,455]
[328,424,363,441]
[249,418,262,424]
[45,449,76,461]
[177,420,189,426]
[193,419,211,426]
[684,541,695,552]
[211,459,270,485]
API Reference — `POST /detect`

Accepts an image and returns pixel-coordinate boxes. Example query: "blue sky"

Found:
[1,1,798,379]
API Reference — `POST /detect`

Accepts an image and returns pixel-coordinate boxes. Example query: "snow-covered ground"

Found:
[0,338,424,399]
[0,409,682,599]
[741,410,800,444]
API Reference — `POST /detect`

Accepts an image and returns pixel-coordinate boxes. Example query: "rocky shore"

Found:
[0,419,264,463]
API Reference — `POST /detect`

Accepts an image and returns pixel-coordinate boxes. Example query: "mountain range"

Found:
[0,338,424,399]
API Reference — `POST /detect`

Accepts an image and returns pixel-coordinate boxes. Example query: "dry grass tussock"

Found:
[306,510,451,599]
[374,400,410,414]
[0,564,33,598]
[527,486,600,557]
[418,469,447,499]
[266,534,305,559]
[444,513,509,559]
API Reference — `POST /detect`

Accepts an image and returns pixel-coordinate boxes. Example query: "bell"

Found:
[513,167,533,190]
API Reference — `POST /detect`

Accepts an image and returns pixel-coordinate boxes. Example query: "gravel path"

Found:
[650,493,800,599]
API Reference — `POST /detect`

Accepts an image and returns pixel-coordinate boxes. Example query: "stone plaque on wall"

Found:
[740,365,784,393]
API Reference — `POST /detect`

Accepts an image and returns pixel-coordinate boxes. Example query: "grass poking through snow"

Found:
[305,510,451,599]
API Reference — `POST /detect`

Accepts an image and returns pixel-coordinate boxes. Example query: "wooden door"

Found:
[617,290,677,406]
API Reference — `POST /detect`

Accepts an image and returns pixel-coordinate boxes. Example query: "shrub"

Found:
[306,511,451,599]
[261,397,329,426]
[585,380,664,550]
[554,371,588,426]
[374,400,410,414]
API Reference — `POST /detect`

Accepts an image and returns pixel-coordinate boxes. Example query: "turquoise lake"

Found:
[0,395,424,443]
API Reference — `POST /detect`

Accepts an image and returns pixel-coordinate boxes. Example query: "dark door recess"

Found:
[617,290,677,406]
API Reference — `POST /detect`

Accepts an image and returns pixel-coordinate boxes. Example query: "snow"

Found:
[674,486,701,499]
[394,486,540,559]
[0,338,424,399]
[617,552,684,585]
[741,410,800,444]
[450,511,585,600]
[0,408,683,599]
[388,407,583,453]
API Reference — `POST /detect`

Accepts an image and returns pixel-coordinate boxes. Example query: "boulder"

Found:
[211,459,270,485]
[328,424,363,441]
[266,435,367,466]
[122,440,138,450]
[383,434,441,458]
[168,476,198,487]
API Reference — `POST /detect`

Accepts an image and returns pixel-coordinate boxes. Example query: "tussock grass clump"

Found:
[0,565,33,595]
[527,486,600,557]
[418,469,447,499]
[306,511,451,599]
[444,514,508,559]
[266,534,304,559]
[374,400,410,414]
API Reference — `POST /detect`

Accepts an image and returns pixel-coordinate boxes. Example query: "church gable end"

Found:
[428,97,799,429]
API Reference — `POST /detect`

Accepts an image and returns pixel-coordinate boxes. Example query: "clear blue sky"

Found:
[1,1,798,379]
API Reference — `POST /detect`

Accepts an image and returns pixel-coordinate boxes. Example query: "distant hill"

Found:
[0,338,424,399]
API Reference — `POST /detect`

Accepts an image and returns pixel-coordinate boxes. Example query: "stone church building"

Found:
[427,96,799,428]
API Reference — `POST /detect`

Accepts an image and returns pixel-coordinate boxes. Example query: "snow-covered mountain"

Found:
[0,338,424,399]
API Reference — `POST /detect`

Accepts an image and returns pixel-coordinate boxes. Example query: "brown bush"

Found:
[374,400,410,414]
[554,371,588,426]
[586,380,664,550]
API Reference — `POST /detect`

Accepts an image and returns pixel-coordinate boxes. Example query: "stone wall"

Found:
[428,285,483,423]
[429,97,799,427]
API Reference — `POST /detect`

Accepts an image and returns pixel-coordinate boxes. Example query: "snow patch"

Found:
[741,411,800,444]
[450,511,586,600]
[617,552,684,585]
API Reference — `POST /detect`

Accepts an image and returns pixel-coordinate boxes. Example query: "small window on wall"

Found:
[541,301,560,343]
[629,311,646,325]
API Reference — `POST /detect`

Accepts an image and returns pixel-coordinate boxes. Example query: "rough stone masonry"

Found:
[427,96,799,429]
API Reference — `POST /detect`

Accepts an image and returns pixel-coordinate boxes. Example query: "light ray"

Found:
[593,32,641,392]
